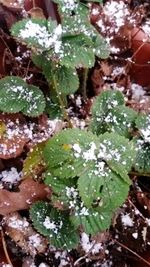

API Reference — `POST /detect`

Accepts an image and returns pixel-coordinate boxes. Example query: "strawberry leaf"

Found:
[0,76,45,116]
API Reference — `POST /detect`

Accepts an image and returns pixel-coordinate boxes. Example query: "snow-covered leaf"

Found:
[30,201,79,249]
[90,90,137,137]
[99,132,136,173]
[71,208,112,235]
[60,34,95,68]
[43,129,134,236]
[32,54,79,95]
[11,18,59,51]
[0,76,45,116]
[78,167,130,208]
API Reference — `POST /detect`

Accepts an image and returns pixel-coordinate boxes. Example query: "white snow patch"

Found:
[0,167,21,184]
[121,213,134,227]
[132,232,138,239]
[81,232,103,254]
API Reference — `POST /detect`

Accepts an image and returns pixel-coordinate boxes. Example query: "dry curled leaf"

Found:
[0,178,51,215]
[3,212,48,256]
[23,142,46,179]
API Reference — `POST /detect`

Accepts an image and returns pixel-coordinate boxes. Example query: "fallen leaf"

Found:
[0,178,51,215]
[3,212,48,256]
[0,135,28,159]
[0,0,23,9]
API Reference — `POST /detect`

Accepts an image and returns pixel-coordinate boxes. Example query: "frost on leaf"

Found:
[11,18,61,52]
[11,14,109,69]
[30,201,79,249]
[42,128,135,238]
[0,76,45,117]
[90,90,137,137]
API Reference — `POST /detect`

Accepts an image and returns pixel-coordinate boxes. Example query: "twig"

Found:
[1,229,13,267]
[127,198,146,221]
[115,240,150,266]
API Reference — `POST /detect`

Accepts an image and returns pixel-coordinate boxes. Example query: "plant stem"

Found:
[82,68,89,99]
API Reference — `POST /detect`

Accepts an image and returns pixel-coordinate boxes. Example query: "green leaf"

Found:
[92,33,110,59]
[99,132,136,173]
[89,90,134,136]
[133,137,150,174]
[32,54,79,95]
[60,34,95,68]
[54,0,87,18]
[44,129,134,209]
[0,76,45,116]
[43,128,98,178]
[44,172,77,209]
[54,65,79,95]
[46,98,63,119]
[91,105,137,137]
[136,114,150,143]
[78,167,129,208]
[71,208,112,235]
[11,18,59,51]
[91,90,124,117]
[30,201,79,249]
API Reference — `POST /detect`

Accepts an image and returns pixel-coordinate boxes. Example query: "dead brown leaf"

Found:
[3,212,48,256]
[0,178,51,215]
[0,0,22,10]
[0,135,28,159]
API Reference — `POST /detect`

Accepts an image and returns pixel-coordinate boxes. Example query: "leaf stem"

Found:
[82,68,89,99]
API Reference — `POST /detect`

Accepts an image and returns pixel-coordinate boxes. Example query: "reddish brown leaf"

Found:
[130,27,150,86]
[0,135,28,159]
[0,179,51,215]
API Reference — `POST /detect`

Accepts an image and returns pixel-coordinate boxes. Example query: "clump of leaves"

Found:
[90,90,137,137]
[11,0,109,118]
[30,128,135,249]
[0,76,45,116]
